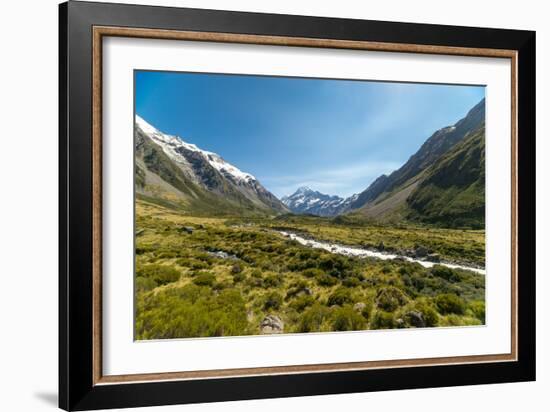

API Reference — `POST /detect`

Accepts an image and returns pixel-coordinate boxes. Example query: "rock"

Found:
[414,246,429,258]
[393,256,406,262]
[427,253,441,263]
[260,315,284,334]
[208,250,239,260]
[353,302,366,312]
[377,241,385,251]
[404,311,426,328]
[180,226,194,234]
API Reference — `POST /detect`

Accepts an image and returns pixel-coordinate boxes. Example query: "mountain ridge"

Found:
[135,116,288,215]
[281,186,358,217]
[281,98,485,228]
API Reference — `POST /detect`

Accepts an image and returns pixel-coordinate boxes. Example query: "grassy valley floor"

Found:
[135,200,486,339]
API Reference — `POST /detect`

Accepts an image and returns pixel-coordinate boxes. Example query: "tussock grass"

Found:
[135,200,485,339]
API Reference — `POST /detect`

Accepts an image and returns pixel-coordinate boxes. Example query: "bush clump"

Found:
[376,286,408,312]
[136,276,157,292]
[263,274,282,288]
[289,295,316,312]
[370,311,396,329]
[263,292,283,311]
[431,265,461,282]
[137,264,181,286]
[331,306,367,331]
[136,285,248,339]
[296,304,331,333]
[316,273,338,287]
[435,293,466,315]
[193,272,216,287]
[302,268,323,278]
[468,300,485,323]
[327,287,354,307]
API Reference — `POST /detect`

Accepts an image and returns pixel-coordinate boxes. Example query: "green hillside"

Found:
[406,126,485,228]
[135,128,275,217]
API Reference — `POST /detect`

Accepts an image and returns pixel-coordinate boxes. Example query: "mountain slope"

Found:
[346,98,485,213]
[406,125,485,228]
[281,187,358,217]
[135,116,288,215]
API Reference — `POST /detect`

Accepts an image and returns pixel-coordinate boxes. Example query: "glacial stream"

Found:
[277,231,486,276]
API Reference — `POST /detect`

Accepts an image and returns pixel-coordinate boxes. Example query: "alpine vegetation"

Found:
[134,70,486,340]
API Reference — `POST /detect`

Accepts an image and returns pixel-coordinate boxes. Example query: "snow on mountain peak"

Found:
[135,115,256,183]
[282,186,360,217]
[296,186,312,193]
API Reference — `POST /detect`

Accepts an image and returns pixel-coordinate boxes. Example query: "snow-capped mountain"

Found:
[281,187,358,217]
[135,115,288,213]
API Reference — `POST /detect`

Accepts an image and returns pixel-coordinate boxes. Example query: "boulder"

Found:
[260,315,284,334]
[179,226,194,234]
[404,311,426,328]
[414,246,429,258]
[377,241,385,251]
[427,253,441,263]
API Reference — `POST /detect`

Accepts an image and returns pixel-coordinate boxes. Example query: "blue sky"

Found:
[135,71,485,198]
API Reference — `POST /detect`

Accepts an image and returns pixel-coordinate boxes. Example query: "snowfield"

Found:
[136,115,256,183]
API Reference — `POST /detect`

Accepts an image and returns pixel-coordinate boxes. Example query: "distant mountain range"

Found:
[136,97,485,228]
[282,98,485,228]
[281,187,358,217]
[135,116,288,215]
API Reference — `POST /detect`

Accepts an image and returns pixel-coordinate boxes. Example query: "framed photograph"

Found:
[59,1,536,410]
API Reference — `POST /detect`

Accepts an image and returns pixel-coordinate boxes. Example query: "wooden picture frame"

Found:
[59,1,535,410]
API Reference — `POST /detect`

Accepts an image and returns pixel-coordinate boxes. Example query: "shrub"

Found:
[375,286,408,312]
[327,287,354,306]
[370,311,396,329]
[412,299,439,327]
[398,266,411,276]
[358,300,374,321]
[296,304,331,333]
[318,254,349,275]
[317,273,338,287]
[435,293,466,315]
[136,276,157,292]
[381,264,392,274]
[137,264,181,286]
[193,272,216,287]
[190,260,210,270]
[302,268,323,278]
[468,300,486,323]
[331,306,366,331]
[263,275,282,288]
[289,295,315,312]
[250,269,263,278]
[136,285,248,339]
[285,280,311,299]
[263,292,283,311]
[342,277,361,287]
[432,265,460,282]
[232,272,246,283]
[440,314,482,327]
